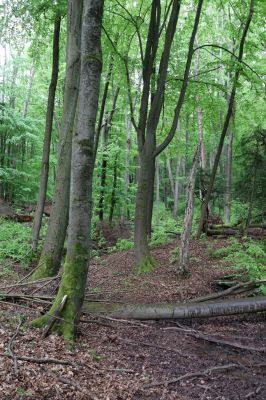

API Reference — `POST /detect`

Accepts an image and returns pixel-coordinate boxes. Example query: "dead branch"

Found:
[0,352,75,366]
[145,363,241,388]
[163,325,266,353]
[117,336,184,356]
[7,317,23,376]
[187,280,266,303]
[42,295,67,338]
[0,275,60,292]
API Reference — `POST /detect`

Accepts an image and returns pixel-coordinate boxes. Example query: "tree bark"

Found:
[109,151,118,224]
[83,296,266,320]
[196,0,254,238]
[173,158,181,219]
[179,145,200,274]
[155,158,160,225]
[31,1,82,280]
[133,0,203,269]
[31,15,61,251]
[32,0,104,340]
[98,87,120,221]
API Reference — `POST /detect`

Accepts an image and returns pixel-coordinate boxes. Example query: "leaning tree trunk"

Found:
[32,0,104,341]
[179,145,200,275]
[32,15,61,251]
[196,0,254,238]
[31,2,82,281]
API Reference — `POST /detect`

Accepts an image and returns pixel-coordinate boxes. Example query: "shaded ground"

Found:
[0,238,265,399]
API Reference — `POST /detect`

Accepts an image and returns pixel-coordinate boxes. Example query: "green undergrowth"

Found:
[0,218,46,277]
[0,218,33,275]
[208,237,266,294]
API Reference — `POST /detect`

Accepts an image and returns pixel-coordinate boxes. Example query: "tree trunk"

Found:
[173,158,181,219]
[31,2,82,280]
[122,109,132,221]
[109,152,118,224]
[98,87,120,221]
[243,140,259,236]
[133,0,203,268]
[31,16,61,251]
[196,0,254,238]
[83,296,266,320]
[166,158,175,196]
[32,0,104,341]
[134,148,156,271]
[179,145,200,274]
[155,158,160,225]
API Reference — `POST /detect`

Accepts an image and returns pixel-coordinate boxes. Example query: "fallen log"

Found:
[83,296,266,320]
[207,227,266,237]
[1,292,266,321]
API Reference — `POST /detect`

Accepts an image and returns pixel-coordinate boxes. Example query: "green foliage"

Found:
[208,238,266,293]
[114,238,134,251]
[0,218,34,269]
[150,211,181,247]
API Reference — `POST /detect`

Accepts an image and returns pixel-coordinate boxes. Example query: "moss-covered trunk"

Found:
[32,250,88,340]
[32,0,104,340]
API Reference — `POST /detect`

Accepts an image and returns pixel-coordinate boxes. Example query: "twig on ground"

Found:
[0,352,76,366]
[30,276,60,295]
[145,363,241,388]
[117,336,184,356]
[91,314,151,328]
[0,275,60,292]
[7,262,42,289]
[7,317,23,376]
[163,324,266,352]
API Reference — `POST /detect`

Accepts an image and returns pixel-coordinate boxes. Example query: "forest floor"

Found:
[0,237,265,400]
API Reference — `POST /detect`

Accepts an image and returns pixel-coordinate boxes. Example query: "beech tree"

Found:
[127,0,204,269]
[32,0,104,340]
[31,0,83,280]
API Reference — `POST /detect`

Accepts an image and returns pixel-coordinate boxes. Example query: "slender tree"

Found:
[179,144,200,274]
[196,0,254,238]
[31,15,61,251]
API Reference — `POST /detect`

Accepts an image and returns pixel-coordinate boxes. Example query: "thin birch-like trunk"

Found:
[173,158,181,219]
[32,16,61,251]
[179,145,200,275]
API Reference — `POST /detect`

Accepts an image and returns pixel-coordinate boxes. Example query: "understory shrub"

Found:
[208,237,266,294]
